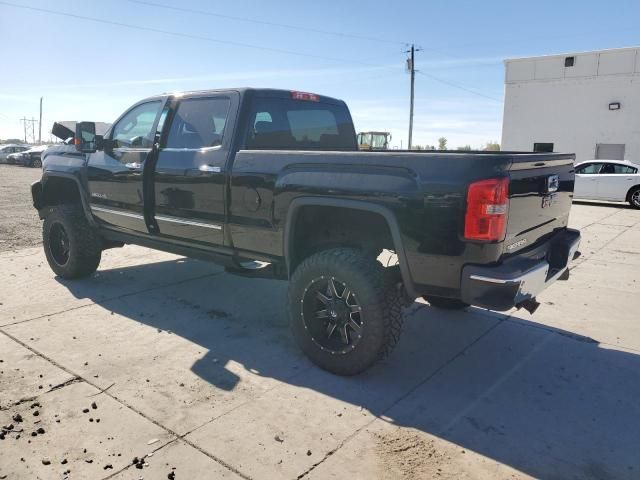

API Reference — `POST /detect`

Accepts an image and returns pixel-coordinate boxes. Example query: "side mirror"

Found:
[75,121,97,153]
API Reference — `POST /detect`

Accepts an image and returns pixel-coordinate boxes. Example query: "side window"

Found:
[612,164,637,174]
[165,97,231,149]
[112,101,162,148]
[576,163,603,174]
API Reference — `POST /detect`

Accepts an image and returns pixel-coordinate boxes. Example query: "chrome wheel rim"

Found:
[301,276,363,354]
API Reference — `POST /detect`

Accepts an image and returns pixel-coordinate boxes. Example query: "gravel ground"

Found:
[0,164,43,252]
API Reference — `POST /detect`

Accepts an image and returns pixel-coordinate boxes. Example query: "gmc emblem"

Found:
[546,174,559,193]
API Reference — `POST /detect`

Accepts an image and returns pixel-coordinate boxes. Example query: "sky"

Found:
[0,0,639,149]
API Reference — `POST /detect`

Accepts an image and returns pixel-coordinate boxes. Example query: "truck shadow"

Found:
[59,258,640,480]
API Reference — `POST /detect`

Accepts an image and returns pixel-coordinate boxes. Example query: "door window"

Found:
[575,163,603,174]
[112,101,162,148]
[604,164,637,174]
[165,97,231,149]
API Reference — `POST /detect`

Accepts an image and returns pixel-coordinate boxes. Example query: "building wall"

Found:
[502,48,640,163]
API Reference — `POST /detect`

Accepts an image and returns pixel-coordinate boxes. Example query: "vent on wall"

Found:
[564,56,575,67]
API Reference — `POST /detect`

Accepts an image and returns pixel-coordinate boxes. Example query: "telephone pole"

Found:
[20,117,28,144]
[406,44,421,150]
[39,97,43,144]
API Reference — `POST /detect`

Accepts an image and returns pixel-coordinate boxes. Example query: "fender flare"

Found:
[36,172,96,226]
[283,197,418,299]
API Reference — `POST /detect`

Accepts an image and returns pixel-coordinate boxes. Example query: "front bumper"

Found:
[460,228,581,311]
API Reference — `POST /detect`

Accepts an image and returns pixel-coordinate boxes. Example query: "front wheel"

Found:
[43,205,102,279]
[289,248,403,375]
[31,158,42,168]
[629,187,640,209]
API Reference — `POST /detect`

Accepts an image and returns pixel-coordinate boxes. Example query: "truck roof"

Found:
[144,88,346,105]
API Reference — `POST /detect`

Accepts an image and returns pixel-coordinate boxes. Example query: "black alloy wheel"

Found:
[302,276,364,354]
[48,222,71,267]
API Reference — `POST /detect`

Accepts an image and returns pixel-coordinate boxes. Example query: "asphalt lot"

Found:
[1,165,640,479]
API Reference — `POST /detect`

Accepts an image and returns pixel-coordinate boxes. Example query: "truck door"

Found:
[152,93,238,247]
[87,100,165,234]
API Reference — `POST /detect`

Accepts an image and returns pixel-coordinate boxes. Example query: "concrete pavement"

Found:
[1,202,639,479]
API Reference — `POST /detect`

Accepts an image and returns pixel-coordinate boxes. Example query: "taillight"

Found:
[464,177,509,241]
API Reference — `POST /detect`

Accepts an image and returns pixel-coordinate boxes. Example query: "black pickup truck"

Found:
[33,88,580,375]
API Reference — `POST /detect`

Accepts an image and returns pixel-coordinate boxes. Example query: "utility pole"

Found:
[39,97,43,144]
[20,117,28,144]
[405,44,421,150]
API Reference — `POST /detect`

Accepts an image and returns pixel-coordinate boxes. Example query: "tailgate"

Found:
[503,154,575,256]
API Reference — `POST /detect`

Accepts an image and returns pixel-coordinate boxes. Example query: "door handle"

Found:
[125,162,142,170]
[199,164,221,173]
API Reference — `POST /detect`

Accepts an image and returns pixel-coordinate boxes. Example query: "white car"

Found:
[574,160,640,209]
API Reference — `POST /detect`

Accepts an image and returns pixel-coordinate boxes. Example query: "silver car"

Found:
[0,144,30,163]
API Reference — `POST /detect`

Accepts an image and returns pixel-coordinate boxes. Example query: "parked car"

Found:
[14,144,48,168]
[33,88,581,375]
[0,144,30,163]
[574,160,640,209]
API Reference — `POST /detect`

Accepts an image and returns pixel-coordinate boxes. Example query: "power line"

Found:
[127,0,406,46]
[0,1,379,67]
[417,71,502,102]
[0,1,501,105]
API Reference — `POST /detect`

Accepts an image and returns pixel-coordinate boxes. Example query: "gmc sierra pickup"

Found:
[33,88,581,375]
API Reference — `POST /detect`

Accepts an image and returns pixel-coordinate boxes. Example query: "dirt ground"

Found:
[0,165,42,252]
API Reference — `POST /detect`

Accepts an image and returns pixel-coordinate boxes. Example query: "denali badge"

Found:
[506,238,528,251]
[546,174,559,193]
[91,192,107,199]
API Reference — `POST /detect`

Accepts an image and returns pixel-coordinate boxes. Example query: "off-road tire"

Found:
[628,187,640,210]
[289,248,403,375]
[424,295,469,310]
[43,204,102,279]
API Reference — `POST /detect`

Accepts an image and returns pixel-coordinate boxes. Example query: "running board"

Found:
[224,261,285,280]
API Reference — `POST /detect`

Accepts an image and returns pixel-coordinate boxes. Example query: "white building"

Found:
[501,47,640,163]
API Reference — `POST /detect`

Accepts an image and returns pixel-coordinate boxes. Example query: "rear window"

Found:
[245,97,356,151]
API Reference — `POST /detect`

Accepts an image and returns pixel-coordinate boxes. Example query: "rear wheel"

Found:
[289,248,403,375]
[424,295,469,310]
[32,158,42,168]
[629,187,640,209]
[43,205,102,279]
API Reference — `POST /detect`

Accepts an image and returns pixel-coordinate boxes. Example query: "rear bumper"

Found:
[460,228,581,311]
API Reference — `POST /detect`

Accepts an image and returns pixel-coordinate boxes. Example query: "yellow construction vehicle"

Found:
[357,131,392,150]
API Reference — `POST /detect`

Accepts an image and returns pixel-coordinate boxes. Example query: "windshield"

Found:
[370,134,388,149]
